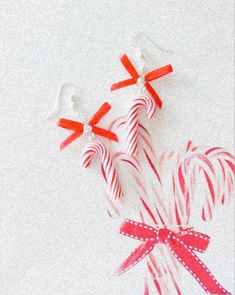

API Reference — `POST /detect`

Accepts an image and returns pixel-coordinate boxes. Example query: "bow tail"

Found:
[169,237,231,295]
[111,78,137,91]
[60,131,83,150]
[57,118,84,150]
[145,82,163,109]
[117,240,155,276]
[92,126,118,142]
[88,102,111,125]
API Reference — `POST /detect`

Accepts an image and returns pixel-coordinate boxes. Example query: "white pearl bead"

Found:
[137,76,146,94]
[83,124,92,135]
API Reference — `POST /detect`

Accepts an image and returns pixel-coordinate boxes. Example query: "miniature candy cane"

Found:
[82,142,123,199]
[126,95,156,157]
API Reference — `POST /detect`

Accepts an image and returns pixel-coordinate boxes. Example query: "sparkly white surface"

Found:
[0,1,234,294]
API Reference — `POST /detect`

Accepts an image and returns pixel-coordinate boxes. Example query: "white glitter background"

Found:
[0,1,234,294]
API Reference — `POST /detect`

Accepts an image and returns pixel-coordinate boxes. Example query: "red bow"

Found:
[57,102,118,150]
[118,219,230,295]
[111,54,173,109]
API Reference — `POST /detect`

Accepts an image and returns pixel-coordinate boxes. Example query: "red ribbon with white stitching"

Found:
[111,54,173,109]
[118,219,230,295]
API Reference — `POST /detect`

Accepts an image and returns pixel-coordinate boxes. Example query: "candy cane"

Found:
[184,145,234,221]
[137,181,184,295]
[134,141,234,294]
[168,143,235,222]
[82,142,123,199]
[126,95,156,157]
[156,141,235,224]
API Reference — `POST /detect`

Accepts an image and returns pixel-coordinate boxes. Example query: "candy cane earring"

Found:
[111,33,173,158]
[111,32,173,108]
[49,83,123,203]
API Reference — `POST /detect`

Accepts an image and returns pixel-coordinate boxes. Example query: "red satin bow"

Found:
[111,54,173,109]
[57,102,118,150]
[118,219,230,295]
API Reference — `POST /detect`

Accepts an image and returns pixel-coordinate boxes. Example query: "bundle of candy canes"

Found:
[54,53,234,294]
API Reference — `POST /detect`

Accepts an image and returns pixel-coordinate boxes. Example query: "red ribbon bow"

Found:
[118,219,230,295]
[57,102,118,150]
[111,54,173,109]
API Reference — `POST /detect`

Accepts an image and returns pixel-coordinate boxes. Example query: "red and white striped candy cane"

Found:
[181,143,235,221]
[82,142,123,199]
[134,141,234,294]
[126,96,156,157]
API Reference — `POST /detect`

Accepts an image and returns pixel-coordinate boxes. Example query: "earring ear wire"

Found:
[128,32,174,95]
[130,31,174,56]
[47,82,85,120]
[47,83,75,120]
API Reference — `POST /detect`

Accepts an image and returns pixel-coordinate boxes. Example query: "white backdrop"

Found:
[0,1,234,294]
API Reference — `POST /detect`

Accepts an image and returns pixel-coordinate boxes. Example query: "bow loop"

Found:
[120,220,157,241]
[178,230,210,253]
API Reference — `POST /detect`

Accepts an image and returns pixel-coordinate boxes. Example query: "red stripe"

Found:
[203,171,216,205]
[140,197,158,224]
[147,263,162,295]
[144,149,162,184]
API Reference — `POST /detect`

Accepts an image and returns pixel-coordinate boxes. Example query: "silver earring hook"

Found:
[47,82,86,120]
[47,83,76,119]
[130,31,174,55]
